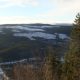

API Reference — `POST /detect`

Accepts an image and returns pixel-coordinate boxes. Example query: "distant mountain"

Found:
[0,23,72,27]
[0,23,72,62]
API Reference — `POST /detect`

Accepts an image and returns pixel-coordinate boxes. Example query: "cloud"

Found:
[0,16,56,24]
[8,0,39,6]
[0,16,73,24]
[0,0,80,24]
[0,0,39,8]
[49,0,80,14]
[37,0,80,23]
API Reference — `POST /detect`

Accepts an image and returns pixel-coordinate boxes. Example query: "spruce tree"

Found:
[63,13,80,80]
[43,47,60,80]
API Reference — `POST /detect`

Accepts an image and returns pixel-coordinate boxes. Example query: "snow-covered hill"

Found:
[0,24,72,62]
[0,25,70,41]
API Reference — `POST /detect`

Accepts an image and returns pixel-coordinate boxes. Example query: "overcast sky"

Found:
[0,0,80,24]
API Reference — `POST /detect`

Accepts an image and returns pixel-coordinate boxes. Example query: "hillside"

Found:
[0,23,72,62]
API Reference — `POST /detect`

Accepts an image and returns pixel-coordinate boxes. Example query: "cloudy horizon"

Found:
[0,0,80,24]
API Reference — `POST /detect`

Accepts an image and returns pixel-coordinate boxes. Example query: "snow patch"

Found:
[14,32,69,40]
[12,29,21,32]
[0,31,3,33]
[59,34,70,39]
[5,26,44,31]
[14,32,56,40]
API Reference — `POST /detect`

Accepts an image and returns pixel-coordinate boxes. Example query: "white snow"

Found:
[0,68,4,75]
[14,32,69,40]
[0,28,3,33]
[12,29,21,32]
[0,31,3,33]
[14,32,56,40]
[5,26,44,31]
[41,25,60,28]
[0,25,70,40]
[59,34,70,39]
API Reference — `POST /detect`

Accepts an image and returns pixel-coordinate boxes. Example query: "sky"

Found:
[0,0,80,24]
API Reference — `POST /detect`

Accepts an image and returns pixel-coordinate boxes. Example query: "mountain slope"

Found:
[0,24,72,62]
